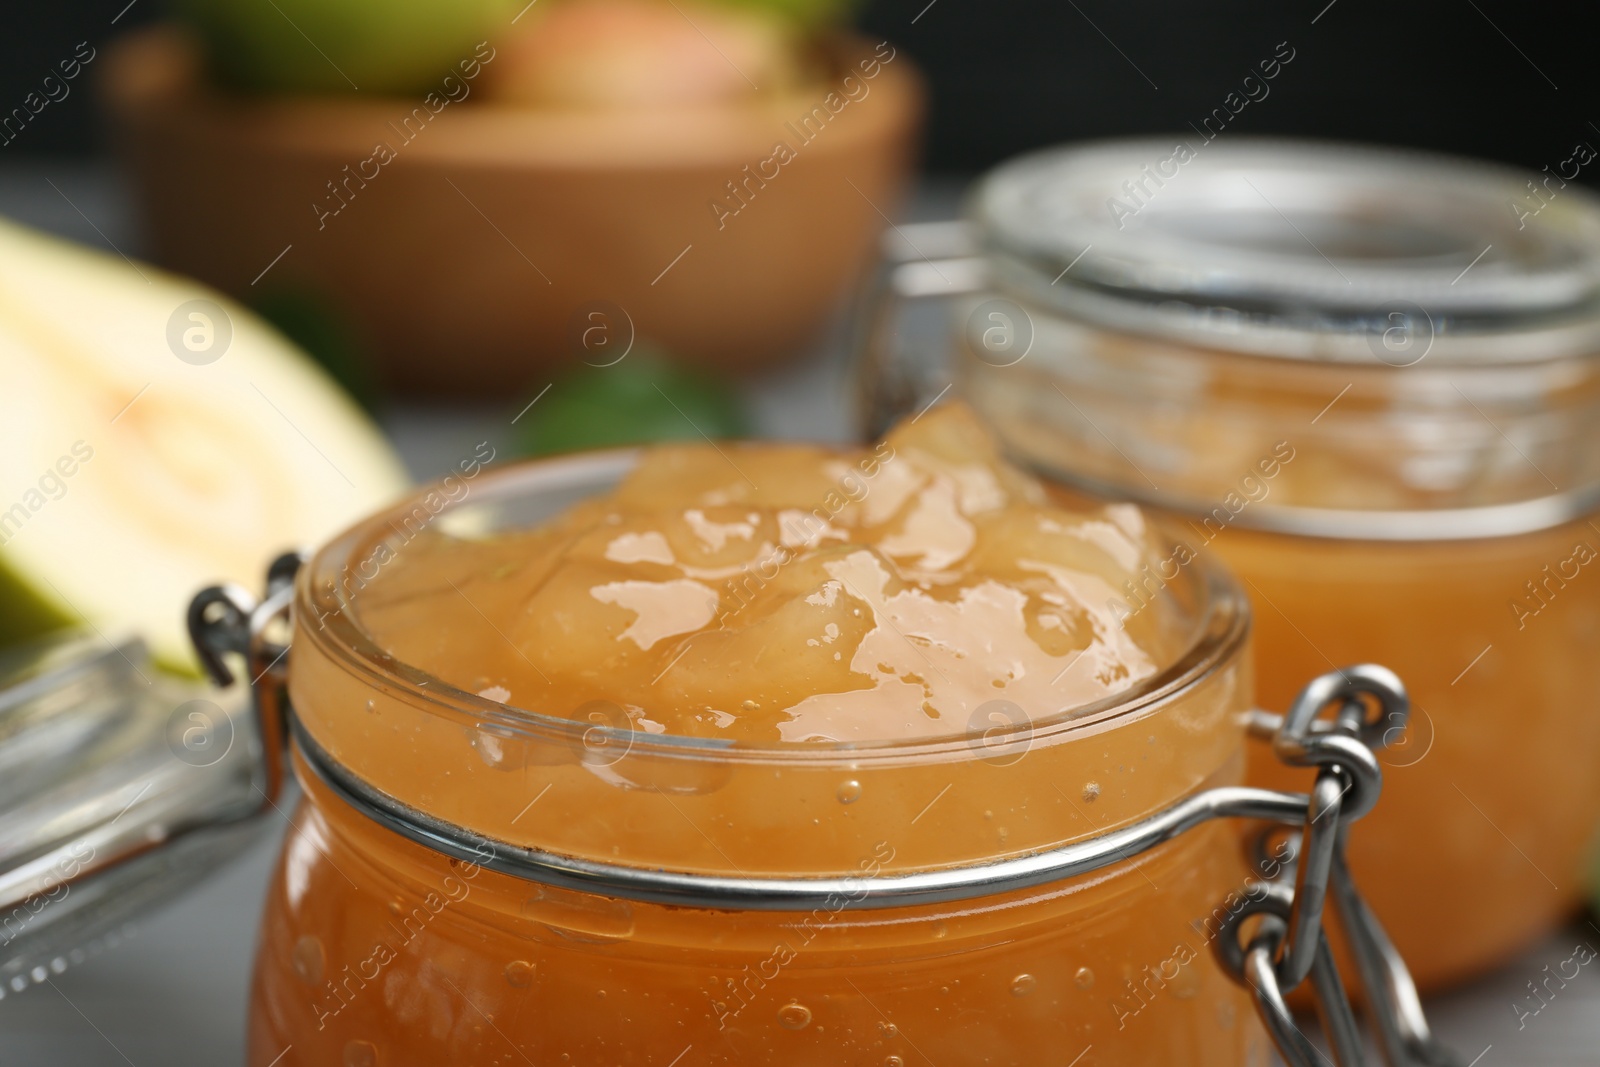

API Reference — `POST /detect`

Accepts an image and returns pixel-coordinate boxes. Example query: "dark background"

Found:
[3,0,1596,179]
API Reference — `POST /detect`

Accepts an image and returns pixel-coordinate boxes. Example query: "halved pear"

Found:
[0,218,409,671]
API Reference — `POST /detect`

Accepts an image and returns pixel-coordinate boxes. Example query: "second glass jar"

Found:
[863,137,1600,989]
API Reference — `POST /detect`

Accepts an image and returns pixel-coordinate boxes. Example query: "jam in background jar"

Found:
[894,137,1600,989]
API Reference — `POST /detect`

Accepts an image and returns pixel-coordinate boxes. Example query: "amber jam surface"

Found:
[259,407,1271,1065]
[970,334,1600,991]
[1220,521,1600,991]
[353,405,1189,744]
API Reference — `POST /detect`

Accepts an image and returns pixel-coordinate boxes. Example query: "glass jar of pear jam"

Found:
[861,138,1600,990]
[248,409,1293,1066]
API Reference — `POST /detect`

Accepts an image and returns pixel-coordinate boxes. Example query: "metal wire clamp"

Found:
[193,559,1461,1067]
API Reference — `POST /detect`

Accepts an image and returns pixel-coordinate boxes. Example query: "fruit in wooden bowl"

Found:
[100,8,922,396]
[167,0,519,94]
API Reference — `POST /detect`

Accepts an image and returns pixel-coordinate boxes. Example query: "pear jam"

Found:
[356,405,1186,744]
[257,406,1267,1066]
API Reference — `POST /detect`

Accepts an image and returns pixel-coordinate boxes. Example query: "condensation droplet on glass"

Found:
[505,960,535,988]
[291,935,325,985]
[777,1002,813,1030]
[1171,960,1201,1000]
[1074,966,1095,990]
[1010,973,1037,996]
[343,1040,378,1067]
[837,779,863,804]
[1082,781,1101,802]
[473,730,508,768]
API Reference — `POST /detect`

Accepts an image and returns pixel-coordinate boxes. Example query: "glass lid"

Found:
[971,137,1600,361]
[0,630,263,998]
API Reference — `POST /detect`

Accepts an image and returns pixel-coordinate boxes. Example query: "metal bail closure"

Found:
[187,550,304,809]
[1226,667,1463,1067]
[202,560,1460,1067]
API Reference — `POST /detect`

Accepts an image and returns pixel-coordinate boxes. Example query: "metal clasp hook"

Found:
[187,550,304,807]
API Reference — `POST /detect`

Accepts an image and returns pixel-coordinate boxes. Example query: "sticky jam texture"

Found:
[356,405,1186,744]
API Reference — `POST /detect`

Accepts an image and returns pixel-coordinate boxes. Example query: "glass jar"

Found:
[858,138,1600,991]
[3,442,1454,1065]
[253,449,1274,1066]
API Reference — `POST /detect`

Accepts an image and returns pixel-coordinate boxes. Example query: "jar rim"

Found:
[294,446,1253,766]
[969,136,1600,363]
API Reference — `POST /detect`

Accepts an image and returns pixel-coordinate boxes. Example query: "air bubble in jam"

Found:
[505,960,535,987]
[343,1040,377,1067]
[472,728,512,769]
[837,779,863,803]
[1074,966,1096,989]
[777,1003,813,1030]
[290,935,325,985]
[1010,973,1037,996]
[1171,960,1202,999]
[522,885,635,941]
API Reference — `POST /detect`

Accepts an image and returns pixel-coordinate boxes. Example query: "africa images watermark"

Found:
[707,41,899,230]
[717,440,897,623]
[0,440,96,549]
[1110,835,1296,1031]
[309,442,497,631]
[702,841,897,1029]
[1509,136,1597,231]
[310,842,494,1030]
[0,840,96,955]
[313,42,498,230]
[1109,441,1297,626]
[1104,40,1298,230]
[1511,939,1597,1030]
[1508,536,1595,631]
[1,41,96,149]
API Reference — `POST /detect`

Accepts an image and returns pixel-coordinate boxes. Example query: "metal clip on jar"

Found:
[857,138,1600,991]
[178,450,1454,1067]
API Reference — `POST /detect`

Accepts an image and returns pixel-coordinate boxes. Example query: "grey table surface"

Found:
[1,161,1596,1066]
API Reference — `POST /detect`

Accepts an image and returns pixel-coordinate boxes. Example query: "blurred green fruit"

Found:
[252,287,379,411]
[519,355,747,456]
[709,0,857,27]
[168,0,517,94]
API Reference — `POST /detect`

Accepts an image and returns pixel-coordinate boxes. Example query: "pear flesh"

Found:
[0,219,409,671]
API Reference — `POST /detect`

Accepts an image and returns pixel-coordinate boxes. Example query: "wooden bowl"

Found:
[100,26,922,395]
